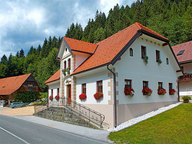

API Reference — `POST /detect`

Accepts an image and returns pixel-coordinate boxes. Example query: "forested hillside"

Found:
[0,0,191,91]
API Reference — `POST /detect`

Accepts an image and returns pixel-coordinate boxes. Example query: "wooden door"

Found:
[67,85,71,104]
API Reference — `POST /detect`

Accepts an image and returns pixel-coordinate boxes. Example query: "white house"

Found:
[172,41,192,97]
[45,22,182,128]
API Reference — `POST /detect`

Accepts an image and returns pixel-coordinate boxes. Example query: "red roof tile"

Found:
[45,70,60,84]
[72,22,168,75]
[0,74,31,95]
[172,41,192,63]
[64,37,97,54]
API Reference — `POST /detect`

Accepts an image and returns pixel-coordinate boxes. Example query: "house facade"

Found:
[172,41,192,97]
[45,22,182,128]
[0,74,41,107]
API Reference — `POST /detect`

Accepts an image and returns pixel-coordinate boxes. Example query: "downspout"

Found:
[177,80,180,102]
[107,64,117,128]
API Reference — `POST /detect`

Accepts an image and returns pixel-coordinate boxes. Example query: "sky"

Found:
[0,0,136,58]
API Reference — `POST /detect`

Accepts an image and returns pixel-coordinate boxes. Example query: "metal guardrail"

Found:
[35,97,105,128]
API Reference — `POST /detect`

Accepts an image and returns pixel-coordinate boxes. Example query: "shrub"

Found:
[15,91,38,103]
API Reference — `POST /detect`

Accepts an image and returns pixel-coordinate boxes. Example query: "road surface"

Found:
[0,115,108,144]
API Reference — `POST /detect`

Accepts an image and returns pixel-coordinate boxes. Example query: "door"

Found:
[67,85,71,104]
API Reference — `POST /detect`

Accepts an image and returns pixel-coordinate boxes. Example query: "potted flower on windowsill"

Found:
[49,95,53,101]
[66,68,70,75]
[62,69,66,76]
[94,92,103,100]
[169,89,176,95]
[142,87,152,96]
[158,88,166,95]
[79,93,87,101]
[55,95,60,101]
[143,56,148,64]
[124,88,135,96]
[182,96,191,103]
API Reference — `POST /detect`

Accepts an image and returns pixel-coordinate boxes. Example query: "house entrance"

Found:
[67,84,71,104]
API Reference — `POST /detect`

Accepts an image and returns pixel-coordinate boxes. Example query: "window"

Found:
[156,50,160,62]
[82,83,86,94]
[166,58,169,65]
[68,58,71,69]
[97,80,103,92]
[57,88,59,95]
[177,50,185,56]
[125,79,132,89]
[158,82,163,89]
[143,81,148,89]
[181,66,184,71]
[169,83,173,90]
[130,48,133,56]
[51,89,53,96]
[64,61,66,69]
[141,46,146,58]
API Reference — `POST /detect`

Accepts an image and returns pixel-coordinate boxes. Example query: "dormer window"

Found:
[64,61,66,69]
[177,50,184,56]
[130,48,133,56]
[65,48,67,52]
[141,46,146,58]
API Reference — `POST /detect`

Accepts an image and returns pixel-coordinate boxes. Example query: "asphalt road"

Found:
[0,115,108,144]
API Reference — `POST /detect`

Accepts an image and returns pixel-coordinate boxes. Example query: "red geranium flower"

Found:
[158,88,166,95]
[142,87,152,96]
[169,89,176,95]
[79,93,87,100]
[124,88,135,96]
[55,95,60,101]
[49,95,53,101]
[94,92,103,100]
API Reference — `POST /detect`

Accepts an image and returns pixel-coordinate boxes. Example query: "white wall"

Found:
[182,63,192,73]
[76,69,110,104]
[48,81,61,104]
[115,36,179,104]
[180,82,192,96]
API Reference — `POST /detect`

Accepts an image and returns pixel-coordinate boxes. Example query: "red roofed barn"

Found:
[45,22,182,128]
[0,74,41,107]
[172,41,192,97]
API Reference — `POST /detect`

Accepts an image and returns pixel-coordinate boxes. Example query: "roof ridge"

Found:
[173,41,192,47]
[135,22,142,29]
[0,73,31,80]
[64,37,97,46]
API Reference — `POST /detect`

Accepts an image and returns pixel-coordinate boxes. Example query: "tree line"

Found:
[0,0,191,91]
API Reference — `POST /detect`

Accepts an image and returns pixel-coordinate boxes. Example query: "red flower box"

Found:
[124,88,135,96]
[169,89,176,95]
[79,93,87,100]
[142,87,152,96]
[49,95,53,101]
[94,92,103,100]
[55,95,60,101]
[158,88,166,95]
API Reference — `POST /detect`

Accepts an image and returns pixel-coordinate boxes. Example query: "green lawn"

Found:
[108,103,192,144]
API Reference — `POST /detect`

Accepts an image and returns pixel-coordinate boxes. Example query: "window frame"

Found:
[97,80,103,93]
[64,61,66,69]
[143,81,148,89]
[125,79,132,89]
[57,88,59,95]
[141,46,146,58]
[51,89,53,96]
[169,83,173,90]
[158,82,163,89]
[156,50,160,62]
[68,58,71,70]
[166,58,169,65]
[82,83,86,94]
[130,48,133,56]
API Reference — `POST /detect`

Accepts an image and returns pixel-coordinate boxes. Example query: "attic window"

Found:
[65,48,67,52]
[177,50,184,56]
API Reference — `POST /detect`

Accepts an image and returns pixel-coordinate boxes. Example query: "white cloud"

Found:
[100,0,121,15]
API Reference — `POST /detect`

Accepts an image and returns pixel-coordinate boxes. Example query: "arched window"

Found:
[130,48,133,56]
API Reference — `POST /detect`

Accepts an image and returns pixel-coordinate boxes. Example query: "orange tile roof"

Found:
[44,70,60,84]
[72,22,168,75]
[64,37,97,54]
[172,41,192,63]
[0,74,31,95]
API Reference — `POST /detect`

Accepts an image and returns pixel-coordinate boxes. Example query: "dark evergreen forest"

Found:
[0,0,191,91]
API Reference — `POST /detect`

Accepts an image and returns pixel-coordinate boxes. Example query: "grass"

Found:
[108,103,192,144]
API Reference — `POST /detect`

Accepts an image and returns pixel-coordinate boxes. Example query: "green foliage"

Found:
[182,96,191,101]
[15,91,38,103]
[143,56,148,64]
[39,92,48,99]
[109,104,192,144]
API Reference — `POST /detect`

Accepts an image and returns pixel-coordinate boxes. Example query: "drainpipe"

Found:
[107,64,117,128]
[177,80,180,102]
